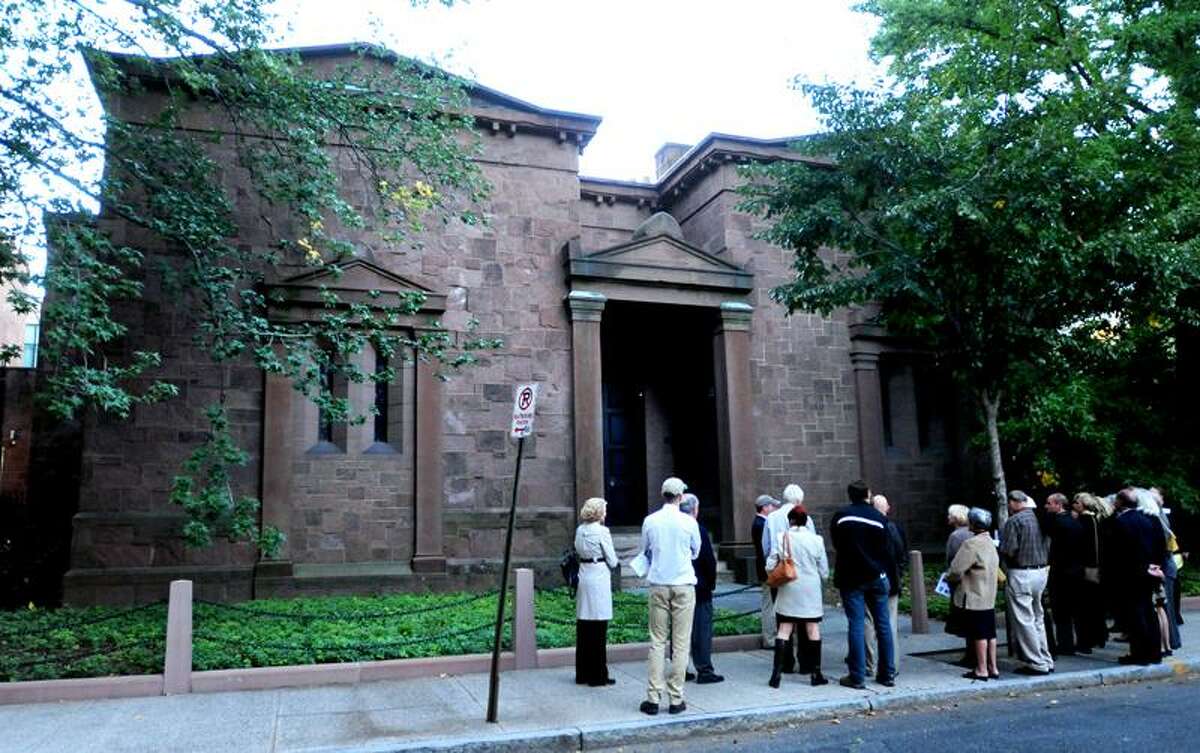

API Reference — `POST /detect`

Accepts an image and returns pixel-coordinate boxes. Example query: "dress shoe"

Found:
[668,702,687,714]
[639,701,659,715]
[988,671,1001,680]
[685,671,696,681]
[876,676,895,687]
[838,675,866,690]
[696,673,725,684]
[962,670,989,681]
[1013,665,1051,676]
[811,672,829,686]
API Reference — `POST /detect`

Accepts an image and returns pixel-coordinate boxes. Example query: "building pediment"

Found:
[268,259,446,323]
[565,235,753,293]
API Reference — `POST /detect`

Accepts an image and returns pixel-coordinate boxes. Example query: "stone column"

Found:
[412,349,446,573]
[257,347,294,574]
[567,291,606,513]
[713,302,755,547]
[850,341,886,493]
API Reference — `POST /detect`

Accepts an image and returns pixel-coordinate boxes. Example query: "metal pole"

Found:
[486,435,525,723]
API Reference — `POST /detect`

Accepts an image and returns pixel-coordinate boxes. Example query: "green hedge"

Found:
[0,589,759,683]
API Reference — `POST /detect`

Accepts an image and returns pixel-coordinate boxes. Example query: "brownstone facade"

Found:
[54,46,970,604]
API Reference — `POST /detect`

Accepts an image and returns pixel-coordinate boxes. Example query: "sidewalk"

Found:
[3,594,1197,753]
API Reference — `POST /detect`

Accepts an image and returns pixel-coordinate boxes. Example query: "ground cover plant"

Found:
[0,588,759,682]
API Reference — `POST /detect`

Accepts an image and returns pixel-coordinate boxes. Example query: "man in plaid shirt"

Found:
[1000,490,1055,675]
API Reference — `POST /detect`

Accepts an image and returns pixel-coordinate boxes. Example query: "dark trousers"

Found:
[1076,579,1108,650]
[1115,587,1162,664]
[690,599,715,676]
[575,619,610,685]
[1048,575,1079,654]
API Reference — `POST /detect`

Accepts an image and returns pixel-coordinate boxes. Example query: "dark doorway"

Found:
[600,303,722,537]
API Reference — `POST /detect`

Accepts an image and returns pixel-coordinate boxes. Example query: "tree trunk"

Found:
[982,389,1008,526]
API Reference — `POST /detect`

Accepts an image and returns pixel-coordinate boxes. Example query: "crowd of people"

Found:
[955,487,1186,677]
[570,477,1186,715]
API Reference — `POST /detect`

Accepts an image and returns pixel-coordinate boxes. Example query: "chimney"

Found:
[654,143,691,180]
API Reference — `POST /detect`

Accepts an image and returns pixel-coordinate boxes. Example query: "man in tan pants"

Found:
[638,477,701,715]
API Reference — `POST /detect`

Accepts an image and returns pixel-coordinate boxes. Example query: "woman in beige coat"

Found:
[946,507,1000,681]
[765,506,829,688]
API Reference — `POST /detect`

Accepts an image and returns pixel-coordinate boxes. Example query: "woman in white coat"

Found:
[574,497,620,686]
[766,506,830,687]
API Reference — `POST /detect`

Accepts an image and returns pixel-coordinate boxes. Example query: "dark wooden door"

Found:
[602,382,647,527]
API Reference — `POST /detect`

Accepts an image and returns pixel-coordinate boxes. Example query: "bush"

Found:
[0,588,759,682]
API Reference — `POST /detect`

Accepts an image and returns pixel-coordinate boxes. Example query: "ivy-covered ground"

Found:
[0,588,759,683]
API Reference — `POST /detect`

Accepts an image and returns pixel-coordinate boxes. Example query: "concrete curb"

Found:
[332,658,1198,753]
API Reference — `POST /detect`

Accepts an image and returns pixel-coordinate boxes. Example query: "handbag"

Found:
[1083,519,1101,584]
[765,529,798,588]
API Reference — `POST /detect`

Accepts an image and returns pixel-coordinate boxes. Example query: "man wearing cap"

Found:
[1000,490,1055,675]
[638,477,702,716]
[752,494,779,649]
[762,484,814,671]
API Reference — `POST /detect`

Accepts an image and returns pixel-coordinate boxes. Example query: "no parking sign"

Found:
[509,383,538,439]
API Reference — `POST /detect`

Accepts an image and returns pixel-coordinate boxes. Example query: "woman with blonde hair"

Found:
[944,504,972,664]
[947,508,1001,680]
[1072,492,1108,651]
[574,497,619,686]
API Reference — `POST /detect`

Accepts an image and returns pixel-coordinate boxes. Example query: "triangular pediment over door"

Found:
[267,259,446,324]
[566,235,753,293]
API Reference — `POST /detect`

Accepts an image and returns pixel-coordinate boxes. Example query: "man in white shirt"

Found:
[638,476,701,716]
[761,483,813,673]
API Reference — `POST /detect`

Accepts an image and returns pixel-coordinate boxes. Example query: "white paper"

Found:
[934,572,952,598]
[629,552,649,578]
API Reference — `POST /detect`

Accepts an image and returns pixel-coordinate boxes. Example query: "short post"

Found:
[164,579,193,695]
[513,568,538,670]
[908,551,929,634]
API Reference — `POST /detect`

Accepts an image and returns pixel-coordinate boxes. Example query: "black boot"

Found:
[796,633,813,674]
[809,638,828,686]
[769,638,787,688]
[781,633,796,673]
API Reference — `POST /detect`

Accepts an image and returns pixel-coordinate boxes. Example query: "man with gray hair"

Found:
[865,494,906,677]
[752,494,779,649]
[682,493,723,684]
[1000,490,1054,675]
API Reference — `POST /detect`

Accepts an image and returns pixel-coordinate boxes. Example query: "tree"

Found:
[1,0,497,554]
[740,0,1200,522]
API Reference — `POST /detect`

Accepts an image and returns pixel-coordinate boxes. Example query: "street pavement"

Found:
[2,590,1198,753]
[603,670,1200,752]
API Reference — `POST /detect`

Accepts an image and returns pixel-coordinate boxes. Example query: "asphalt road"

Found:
[600,673,1200,753]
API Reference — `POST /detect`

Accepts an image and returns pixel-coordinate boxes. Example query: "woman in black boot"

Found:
[766,507,830,687]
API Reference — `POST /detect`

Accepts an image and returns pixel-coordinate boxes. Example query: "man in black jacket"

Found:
[752,495,779,651]
[866,494,907,678]
[831,480,897,689]
[1106,488,1167,665]
[683,494,724,683]
[1043,492,1084,656]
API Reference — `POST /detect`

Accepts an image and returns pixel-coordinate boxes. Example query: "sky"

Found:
[3,0,884,285]
[270,0,884,182]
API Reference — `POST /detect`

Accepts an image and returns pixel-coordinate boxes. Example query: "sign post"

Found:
[486,383,538,723]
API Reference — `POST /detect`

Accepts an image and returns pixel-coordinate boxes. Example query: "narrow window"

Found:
[21,323,39,368]
[317,364,335,443]
[373,355,389,444]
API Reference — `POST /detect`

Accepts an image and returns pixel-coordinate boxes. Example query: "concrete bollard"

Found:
[908,551,929,634]
[164,580,193,695]
[513,568,538,670]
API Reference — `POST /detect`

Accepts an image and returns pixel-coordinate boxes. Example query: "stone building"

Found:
[55,45,970,604]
